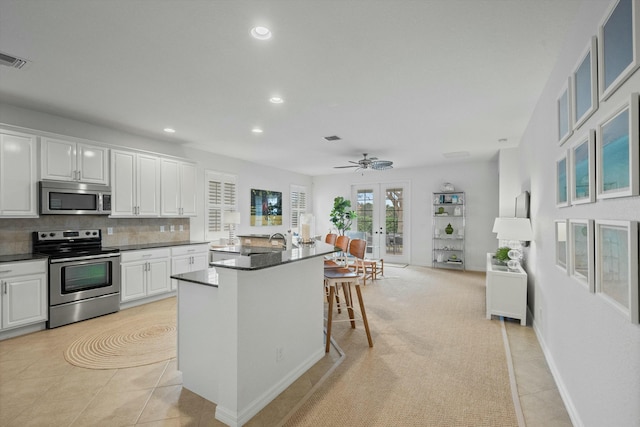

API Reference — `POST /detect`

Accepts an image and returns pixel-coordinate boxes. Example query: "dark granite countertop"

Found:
[172,242,336,286]
[106,241,209,252]
[0,253,49,263]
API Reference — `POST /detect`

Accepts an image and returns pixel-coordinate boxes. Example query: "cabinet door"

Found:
[160,158,180,216]
[41,137,76,181]
[77,143,109,184]
[2,274,47,329]
[171,255,191,291]
[121,261,146,302]
[179,162,197,216]
[191,252,209,271]
[0,130,38,217]
[111,150,136,217]
[137,153,160,217]
[147,259,170,296]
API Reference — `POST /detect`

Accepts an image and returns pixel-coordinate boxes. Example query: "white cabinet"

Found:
[432,191,465,270]
[41,137,109,184]
[111,150,160,217]
[171,244,209,290]
[0,129,38,217]
[486,253,527,325]
[120,248,170,302]
[160,158,197,217]
[0,259,47,330]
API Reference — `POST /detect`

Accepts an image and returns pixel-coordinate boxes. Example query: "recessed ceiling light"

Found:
[250,26,272,40]
[269,97,284,104]
[252,128,263,133]
[164,128,176,133]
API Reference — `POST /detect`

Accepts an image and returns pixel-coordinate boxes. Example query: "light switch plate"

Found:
[107,227,113,235]
[160,225,165,232]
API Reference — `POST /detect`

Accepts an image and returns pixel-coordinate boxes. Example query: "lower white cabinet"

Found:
[171,244,209,290]
[121,248,170,302]
[0,259,47,330]
[485,253,527,325]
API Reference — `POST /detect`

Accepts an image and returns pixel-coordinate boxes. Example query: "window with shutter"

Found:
[290,185,308,233]
[205,171,237,241]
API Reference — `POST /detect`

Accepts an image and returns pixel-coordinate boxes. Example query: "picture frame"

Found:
[572,36,598,129]
[555,220,568,272]
[557,78,573,145]
[596,92,639,200]
[569,129,596,205]
[595,220,639,323]
[250,189,283,226]
[568,219,595,292]
[598,0,640,101]
[556,154,569,207]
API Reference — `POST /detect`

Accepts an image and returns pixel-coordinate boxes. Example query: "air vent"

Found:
[0,51,29,69]
[442,151,470,158]
[324,135,341,142]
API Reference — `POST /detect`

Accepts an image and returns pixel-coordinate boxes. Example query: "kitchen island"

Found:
[171,242,335,427]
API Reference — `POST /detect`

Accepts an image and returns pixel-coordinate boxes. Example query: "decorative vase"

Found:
[445,223,454,234]
[438,207,445,214]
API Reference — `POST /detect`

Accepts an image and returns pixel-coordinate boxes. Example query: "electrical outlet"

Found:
[107,227,113,235]
[170,225,175,232]
[276,346,284,362]
[179,225,184,231]
[160,225,165,232]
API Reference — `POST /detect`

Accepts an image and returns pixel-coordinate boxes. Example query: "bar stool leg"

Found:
[355,283,373,347]
[342,282,356,328]
[325,285,335,353]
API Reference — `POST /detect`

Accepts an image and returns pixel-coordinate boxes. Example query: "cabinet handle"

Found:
[2,281,6,295]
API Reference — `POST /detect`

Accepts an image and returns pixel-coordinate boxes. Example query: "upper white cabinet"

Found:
[41,137,109,185]
[160,159,196,217]
[0,129,38,217]
[111,150,160,217]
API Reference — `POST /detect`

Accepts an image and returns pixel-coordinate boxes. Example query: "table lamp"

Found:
[492,217,533,269]
[224,212,241,245]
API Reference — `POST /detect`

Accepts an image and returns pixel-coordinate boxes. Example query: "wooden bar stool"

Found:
[323,239,373,353]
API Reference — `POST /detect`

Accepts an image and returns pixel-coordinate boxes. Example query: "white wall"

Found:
[0,103,313,241]
[312,159,499,270]
[517,2,640,426]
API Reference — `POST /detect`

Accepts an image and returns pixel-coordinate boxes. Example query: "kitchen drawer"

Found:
[121,248,170,263]
[171,244,209,257]
[0,259,47,277]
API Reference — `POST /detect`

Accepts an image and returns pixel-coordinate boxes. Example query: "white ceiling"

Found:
[0,0,582,176]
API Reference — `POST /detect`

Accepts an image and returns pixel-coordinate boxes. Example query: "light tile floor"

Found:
[1,300,572,426]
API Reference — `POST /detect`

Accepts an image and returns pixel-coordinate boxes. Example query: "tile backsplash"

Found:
[0,216,190,255]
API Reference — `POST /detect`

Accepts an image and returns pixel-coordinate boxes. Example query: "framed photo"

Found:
[569,130,596,205]
[595,220,639,323]
[598,0,640,101]
[556,154,569,207]
[557,78,573,145]
[572,36,598,129]
[596,93,639,199]
[555,220,568,272]
[568,219,594,292]
[250,189,283,226]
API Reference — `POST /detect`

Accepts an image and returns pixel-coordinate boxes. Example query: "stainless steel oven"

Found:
[33,229,120,328]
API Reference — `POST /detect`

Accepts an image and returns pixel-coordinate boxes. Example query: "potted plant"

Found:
[329,196,357,236]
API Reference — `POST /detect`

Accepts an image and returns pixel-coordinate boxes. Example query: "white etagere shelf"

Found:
[432,190,465,270]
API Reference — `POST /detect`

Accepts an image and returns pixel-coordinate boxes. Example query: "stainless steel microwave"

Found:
[39,180,112,215]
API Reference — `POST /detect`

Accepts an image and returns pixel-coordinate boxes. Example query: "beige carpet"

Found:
[283,266,518,427]
[64,299,176,369]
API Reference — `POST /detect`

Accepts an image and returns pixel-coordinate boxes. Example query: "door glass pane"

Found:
[386,188,403,255]
[356,189,374,254]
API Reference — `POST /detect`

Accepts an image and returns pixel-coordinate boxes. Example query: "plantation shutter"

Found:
[290,185,308,233]
[205,171,237,241]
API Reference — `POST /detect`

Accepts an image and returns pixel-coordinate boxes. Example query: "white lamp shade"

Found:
[493,217,533,241]
[224,212,241,224]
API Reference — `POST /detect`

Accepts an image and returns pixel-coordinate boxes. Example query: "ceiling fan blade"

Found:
[334,165,359,168]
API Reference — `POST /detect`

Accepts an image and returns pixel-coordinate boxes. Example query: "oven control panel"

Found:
[35,229,101,241]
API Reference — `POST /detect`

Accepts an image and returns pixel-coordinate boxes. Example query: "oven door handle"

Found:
[50,253,121,264]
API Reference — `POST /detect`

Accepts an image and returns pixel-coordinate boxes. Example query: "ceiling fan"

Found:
[333,153,393,171]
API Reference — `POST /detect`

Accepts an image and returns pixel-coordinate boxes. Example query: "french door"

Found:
[352,183,409,264]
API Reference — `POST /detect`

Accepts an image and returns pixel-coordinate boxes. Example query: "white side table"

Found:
[485,253,527,325]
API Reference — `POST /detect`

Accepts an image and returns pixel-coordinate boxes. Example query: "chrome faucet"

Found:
[269,233,286,249]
